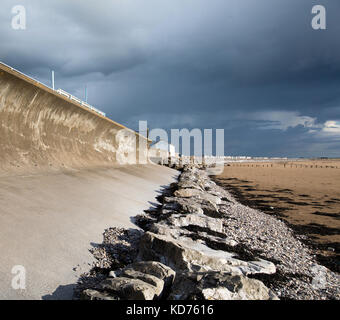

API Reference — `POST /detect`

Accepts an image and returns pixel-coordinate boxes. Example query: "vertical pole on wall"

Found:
[51,70,55,90]
[85,86,87,103]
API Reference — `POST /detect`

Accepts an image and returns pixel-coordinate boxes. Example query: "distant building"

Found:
[150,140,176,157]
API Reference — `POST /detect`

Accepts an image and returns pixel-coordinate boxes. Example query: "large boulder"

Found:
[138,232,276,275]
[118,269,164,297]
[174,188,202,198]
[168,271,278,300]
[123,261,176,290]
[179,201,204,215]
[99,277,158,300]
[198,193,222,206]
[164,197,204,215]
[150,223,238,249]
[201,274,279,300]
[167,213,223,233]
[177,180,204,191]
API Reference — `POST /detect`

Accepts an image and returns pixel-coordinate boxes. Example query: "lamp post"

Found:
[51,70,55,90]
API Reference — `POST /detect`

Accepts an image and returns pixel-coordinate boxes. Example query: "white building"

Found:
[150,140,176,157]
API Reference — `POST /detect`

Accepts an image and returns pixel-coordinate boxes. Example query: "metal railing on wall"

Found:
[56,89,106,117]
[0,61,106,117]
[0,61,52,91]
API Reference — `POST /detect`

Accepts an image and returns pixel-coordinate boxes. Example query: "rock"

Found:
[198,193,222,206]
[200,203,220,218]
[167,213,223,233]
[150,223,236,251]
[109,270,119,278]
[161,209,177,215]
[163,196,178,203]
[310,264,328,290]
[178,200,204,215]
[169,271,279,300]
[167,274,198,300]
[134,214,156,230]
[99,277,158,300]
[163,195,220,216]
[246,259,276,275]
[165,197,204,215]
[162,201,181,211]
[81,289,119,300]
[126,261,176,289]
[177,180,204,191]
[198,232,238,248]
[120,269,164,297]
[174,188,202,198]
[149,223,183,238]
[201,278,278,300]
[139,232,276,275]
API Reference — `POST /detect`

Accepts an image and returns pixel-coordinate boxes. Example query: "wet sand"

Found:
[213,160,340,273]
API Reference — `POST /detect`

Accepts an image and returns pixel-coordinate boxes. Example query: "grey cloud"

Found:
[1,0,339,157]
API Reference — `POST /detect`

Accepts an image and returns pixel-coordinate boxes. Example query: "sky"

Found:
[1,0,340,157]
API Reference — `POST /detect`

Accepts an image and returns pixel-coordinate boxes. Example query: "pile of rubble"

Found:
[76,165,339,300]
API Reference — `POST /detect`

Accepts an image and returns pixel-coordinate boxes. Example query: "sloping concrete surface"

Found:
[0,62,149,173]
[0,165,178,300]
[0,63,175,299]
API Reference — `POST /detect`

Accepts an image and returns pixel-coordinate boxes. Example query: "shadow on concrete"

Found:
[42,284,76,300]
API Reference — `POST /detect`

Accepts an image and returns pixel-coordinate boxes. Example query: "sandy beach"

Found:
[213,160,340,272]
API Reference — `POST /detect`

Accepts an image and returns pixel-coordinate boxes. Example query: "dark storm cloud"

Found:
[1,0,339,157]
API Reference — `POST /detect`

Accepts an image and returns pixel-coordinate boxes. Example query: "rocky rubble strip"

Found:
[76,165,339,300]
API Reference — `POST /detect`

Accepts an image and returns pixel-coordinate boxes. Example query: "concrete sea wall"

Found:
[0,63,148,175]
